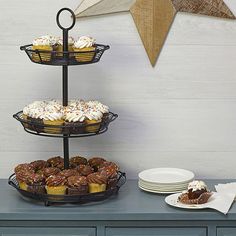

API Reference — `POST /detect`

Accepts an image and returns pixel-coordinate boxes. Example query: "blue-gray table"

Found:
[0,179,236,236]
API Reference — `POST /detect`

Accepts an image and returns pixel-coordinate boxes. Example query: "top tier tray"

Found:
[20,44,110,66]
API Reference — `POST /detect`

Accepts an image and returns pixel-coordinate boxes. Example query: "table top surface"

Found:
[1,179,236,221]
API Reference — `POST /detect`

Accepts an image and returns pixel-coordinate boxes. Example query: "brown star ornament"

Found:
[75,0,235,66]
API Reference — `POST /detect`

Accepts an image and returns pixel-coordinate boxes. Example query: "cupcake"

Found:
[41,167,60,178]
[88,157,106,171]
[73,36,96,62]
[32,35,56,62]
[14,163,35,174]
[98,165,119,189]
[45,175,67,195]
[76,164,94,176]
[87,173,107,193]
[56,36,75,57]
[67,176,88,195]
[99,161,119,172]
[42,103,64,134]
[64,107,86,134]
[15,170,33,191]
[26,173,46,194]
[47,156,64,168]
[58,169,79,178]
[30,160,49,172]
[85,107,103,133]
[87,100,109,122]
[70,156,87,168]
[178,180,213,205]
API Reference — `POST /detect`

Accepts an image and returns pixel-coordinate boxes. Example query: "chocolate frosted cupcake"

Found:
[67,176,88,195]
[88,157,106,171]
[30,160,49,172]
[14,163,35,174]
[26,173,46,194]
[87,173,107,193]
[70,156,87,168]
[99,166,118,190]
[47,156,64,168]
[178,180,212,205]
[76,164,94,176]
[42,167,61,178]
[45,175,67,195]
[99,161,119,172]
[58,169,79,178]
[15,170,33,191]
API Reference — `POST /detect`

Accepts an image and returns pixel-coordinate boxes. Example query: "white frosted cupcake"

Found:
[73,36,96,62]
[56,36,75,57]
[84,107,103,133]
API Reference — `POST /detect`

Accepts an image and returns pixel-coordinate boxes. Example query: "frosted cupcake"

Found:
[87,173,107,193]
[87,100,109,122]
[73,36,96,62]
[67,176,88,195]
[32,35,57,62]
[45,175,67,195]
[56,36,75,57]
[85,107,103,133]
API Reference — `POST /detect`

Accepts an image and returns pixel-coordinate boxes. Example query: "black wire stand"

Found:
[10,8,124,205]
[8,172,126,206]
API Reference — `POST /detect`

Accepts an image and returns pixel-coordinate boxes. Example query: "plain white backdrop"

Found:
[1,0,236,179]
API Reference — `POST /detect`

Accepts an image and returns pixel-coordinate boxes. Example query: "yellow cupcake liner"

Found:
[85,119,101,133]
[73,47,96,62]
[56,45,74,57]
[19,182,28,191]
[89,183,106,193]
[46,186,66,195]
[32,45,52,62]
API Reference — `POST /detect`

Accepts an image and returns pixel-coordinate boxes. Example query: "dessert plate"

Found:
[139,185,179,194]
[139,168,194,185]
[138,182,187,191]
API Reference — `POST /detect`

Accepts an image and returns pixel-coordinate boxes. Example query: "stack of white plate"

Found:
[138,168,194,194]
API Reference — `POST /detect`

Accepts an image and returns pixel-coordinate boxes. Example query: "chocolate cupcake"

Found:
[47,156,64,168]
[76,164,94,176]
[99,166,118,189]
[178,180,212,205]
[14,163,35,174]
[30,160,49,172]
[70,156,87,168]
[67,176,88,195]
[87,173,108,193]
[15,170,33,191]
[58,169,79,178]
[45,175,67,195]
[42,167,61,178]
[99,161,119,172]
[88,157,106,171]
[26,173,46,194]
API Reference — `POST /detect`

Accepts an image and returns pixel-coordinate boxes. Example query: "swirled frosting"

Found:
[188,180,207,192]
[74,36,96,49]
[67,176,87,187]
[46,175,66,187]
[57,36,75,46]
[33,35,57,46]
[87,173,107,184]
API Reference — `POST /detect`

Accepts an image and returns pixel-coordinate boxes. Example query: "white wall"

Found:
[1,0,236,179]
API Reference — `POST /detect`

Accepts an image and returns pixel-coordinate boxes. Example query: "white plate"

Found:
[165,193,215,209]
[139,180,189,189]
[139,185,183,194]
[139,168,194,185]
[139,182,187,191]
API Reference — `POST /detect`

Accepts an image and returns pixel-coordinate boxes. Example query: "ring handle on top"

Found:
[56,8,76,31]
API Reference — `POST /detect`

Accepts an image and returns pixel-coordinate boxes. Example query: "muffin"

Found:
[76,164,94,176]
[70,156,87,168]
[88,157,106,171]
[32,35,56,62]
[67,176,88,195]
[56,36,75,57]
[30,160,49,172]
[41,167,60,178]
[178,180,212,205]
[87,173,107,193]
[45,175,67,195]
[73,36,96,62]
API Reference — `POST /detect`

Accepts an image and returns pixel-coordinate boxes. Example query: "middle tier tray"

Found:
[13,111,118,138]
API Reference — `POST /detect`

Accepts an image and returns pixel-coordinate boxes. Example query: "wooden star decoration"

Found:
[75,0,235,66]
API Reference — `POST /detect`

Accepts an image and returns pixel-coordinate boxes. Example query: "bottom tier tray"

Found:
[13,111,118,138]
[8,172,126,206]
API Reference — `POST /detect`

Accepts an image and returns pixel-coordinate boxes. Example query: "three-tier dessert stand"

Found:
[8,8,126,206]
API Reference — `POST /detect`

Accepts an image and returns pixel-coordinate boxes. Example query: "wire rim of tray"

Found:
[8,172,126,205]
[13,111,118,138]
[20,44,110,66]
